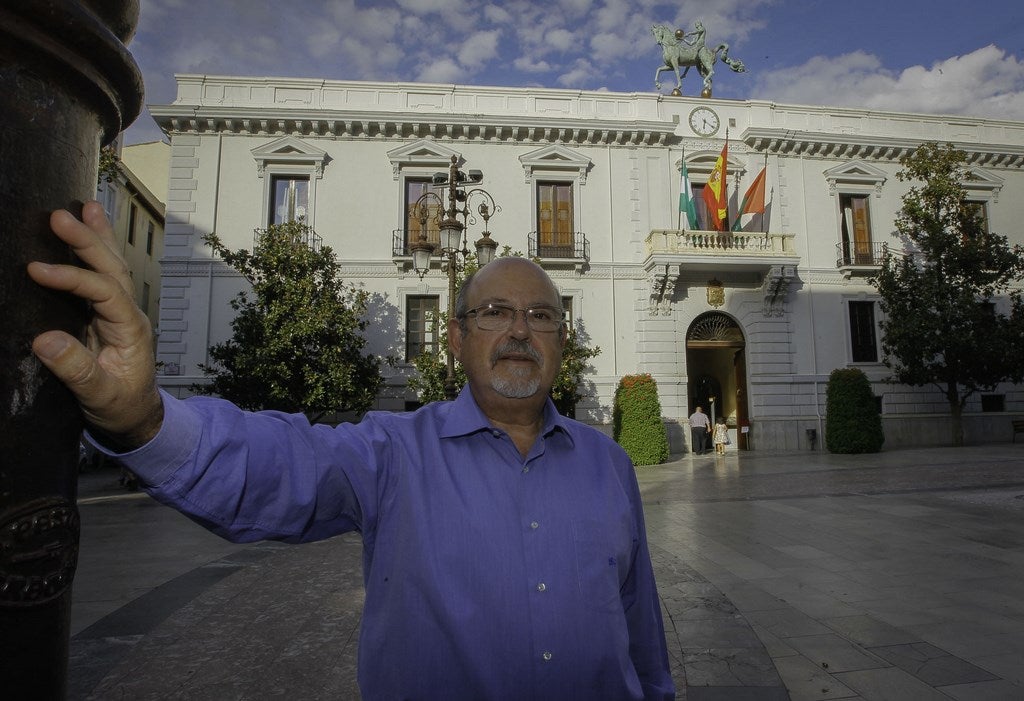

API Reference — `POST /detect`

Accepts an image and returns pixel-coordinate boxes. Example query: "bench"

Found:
[1014,420,1024,443]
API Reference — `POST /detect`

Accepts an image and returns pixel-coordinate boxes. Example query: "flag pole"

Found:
[760,151,768,232]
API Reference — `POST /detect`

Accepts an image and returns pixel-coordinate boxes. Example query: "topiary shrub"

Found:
[613,374,669,466]
[825,368,885,453]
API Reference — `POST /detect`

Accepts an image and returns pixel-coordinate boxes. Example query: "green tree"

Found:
[825,368,884,454]
[408,249,601,414]
[194,220,386,421]
[612,374,669,466]
[872,142,1024,446]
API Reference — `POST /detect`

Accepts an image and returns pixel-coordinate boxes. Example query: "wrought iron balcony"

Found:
[527,231,589,261]
[393,228,440,257]
[836,241,886,268]
[255,225,322,252]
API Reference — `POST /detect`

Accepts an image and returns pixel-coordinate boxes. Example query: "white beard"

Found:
[491,366,541,398]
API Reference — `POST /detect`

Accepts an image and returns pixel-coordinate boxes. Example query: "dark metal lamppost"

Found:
[0,2,143,697]
[410,156,499,400]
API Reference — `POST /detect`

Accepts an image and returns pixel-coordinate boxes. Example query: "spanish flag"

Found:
[732,166,767,231]
[702,140,728,231]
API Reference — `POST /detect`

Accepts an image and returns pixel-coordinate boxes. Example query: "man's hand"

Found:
[28,201,163,450]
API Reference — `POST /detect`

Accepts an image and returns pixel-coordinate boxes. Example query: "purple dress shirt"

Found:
[110,387,675,701]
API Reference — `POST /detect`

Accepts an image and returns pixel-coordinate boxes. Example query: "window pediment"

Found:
[387,139,461,179]
[677,152,747,179]
[251,136,328,178]
[823,160,887,197]
[962,168,1003,201]
[520,144,592,184]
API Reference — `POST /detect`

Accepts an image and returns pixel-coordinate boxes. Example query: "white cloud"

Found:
[458,30,503,69]
[556,60,591,88]
[417,57,465,84]
[514,57,553,73]
[751,46,1024,121]
[544,29,575,52]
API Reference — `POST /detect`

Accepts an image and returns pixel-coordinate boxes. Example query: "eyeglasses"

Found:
[462,303,564,332]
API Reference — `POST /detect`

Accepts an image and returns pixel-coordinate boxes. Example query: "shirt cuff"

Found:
[84,389,203,486]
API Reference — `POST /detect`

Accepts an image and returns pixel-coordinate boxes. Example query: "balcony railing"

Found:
[393,228,440,257]
[527,231,589,260]
[255,226,322,252]
[836,241,887,268]
[645,229,795,256]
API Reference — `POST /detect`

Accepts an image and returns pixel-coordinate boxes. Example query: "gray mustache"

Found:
[492,339,541,364]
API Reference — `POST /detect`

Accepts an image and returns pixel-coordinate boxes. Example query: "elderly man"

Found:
[29,202,674,700]
[688,406,711,455]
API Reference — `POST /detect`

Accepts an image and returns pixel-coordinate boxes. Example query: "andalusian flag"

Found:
[702,140,728,231]
[678,157,698,230]
[732,166,767,231]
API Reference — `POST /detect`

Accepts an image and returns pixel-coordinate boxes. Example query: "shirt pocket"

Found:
[572,517,632,614]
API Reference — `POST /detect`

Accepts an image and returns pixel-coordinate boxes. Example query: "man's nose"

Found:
[507,309,532,336]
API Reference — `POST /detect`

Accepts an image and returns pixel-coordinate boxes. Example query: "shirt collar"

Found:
[440,385,575,447]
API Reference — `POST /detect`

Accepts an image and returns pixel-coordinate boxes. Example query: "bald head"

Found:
[455,257,562,322]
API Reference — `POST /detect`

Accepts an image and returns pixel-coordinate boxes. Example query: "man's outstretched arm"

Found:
[28,200,164,450]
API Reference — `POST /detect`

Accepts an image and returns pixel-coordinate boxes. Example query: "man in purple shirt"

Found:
[29,202,675,700]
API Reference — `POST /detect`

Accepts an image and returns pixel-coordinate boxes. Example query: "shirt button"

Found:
[536,582,546,592]
[522,466,530,473]
[542,651,553,661]
[530,521,539,530]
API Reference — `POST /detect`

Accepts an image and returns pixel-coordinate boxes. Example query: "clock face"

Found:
[689,107,720,136]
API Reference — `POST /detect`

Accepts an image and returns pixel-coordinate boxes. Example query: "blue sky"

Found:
[124,0,1024,144]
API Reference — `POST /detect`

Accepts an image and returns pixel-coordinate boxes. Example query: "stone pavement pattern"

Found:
[68,445,1024,700]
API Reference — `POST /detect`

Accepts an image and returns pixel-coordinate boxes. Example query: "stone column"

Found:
[0,1,142,697]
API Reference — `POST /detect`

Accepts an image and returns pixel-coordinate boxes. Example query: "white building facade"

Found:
[148,74,1024,451]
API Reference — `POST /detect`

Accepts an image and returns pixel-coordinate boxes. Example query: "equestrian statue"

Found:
[652,21,746,97]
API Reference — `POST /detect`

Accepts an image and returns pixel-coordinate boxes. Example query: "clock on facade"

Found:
[688,106,720,136]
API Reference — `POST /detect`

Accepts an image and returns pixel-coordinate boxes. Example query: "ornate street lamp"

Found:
[410,155,500,399]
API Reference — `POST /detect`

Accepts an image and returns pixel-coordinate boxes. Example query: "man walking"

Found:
[688,406,711,455]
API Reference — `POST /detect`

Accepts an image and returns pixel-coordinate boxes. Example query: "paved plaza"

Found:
[69,444,1024,700]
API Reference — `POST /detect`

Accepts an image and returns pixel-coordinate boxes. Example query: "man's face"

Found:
[450,259,565,402]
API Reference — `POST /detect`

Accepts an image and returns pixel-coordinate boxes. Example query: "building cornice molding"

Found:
[743,127,1024,168]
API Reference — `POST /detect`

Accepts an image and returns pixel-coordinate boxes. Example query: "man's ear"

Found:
[448,318,463,360]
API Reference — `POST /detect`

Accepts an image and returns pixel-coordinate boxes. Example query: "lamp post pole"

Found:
[410,156,499,400]
[0,2,143,697]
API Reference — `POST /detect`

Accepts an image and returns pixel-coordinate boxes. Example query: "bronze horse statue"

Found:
[652,22,745,97]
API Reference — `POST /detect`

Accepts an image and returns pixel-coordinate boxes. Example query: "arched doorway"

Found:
[686,312,750,449]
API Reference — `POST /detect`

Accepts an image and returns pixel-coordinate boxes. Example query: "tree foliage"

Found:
[825,368,884,454]
[408,249,601,415]
[871,142,1024,445]
[612,374,669,466]
[194,220,386,421]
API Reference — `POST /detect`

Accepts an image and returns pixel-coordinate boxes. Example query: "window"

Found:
[981,394,1005,412]
[537,182,574,256]
[840,194,873,264]
[146,221,154,256]
[964,200,989,238]
[127,202,137,246]
[692,183,710,230]
[270,176,309,226]
[406,296,440,362]
[848,301,878,362]
[561,296,574,331]
[141,282,151,316]
[405,179,443,253]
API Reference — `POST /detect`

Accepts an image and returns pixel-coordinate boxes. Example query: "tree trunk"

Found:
[947,384,965,447]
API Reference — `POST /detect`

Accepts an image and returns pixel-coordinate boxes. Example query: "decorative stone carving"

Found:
[762,265,796,316]
[647,264,681,315]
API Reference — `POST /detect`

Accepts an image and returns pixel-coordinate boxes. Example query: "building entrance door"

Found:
[686,312,750,450]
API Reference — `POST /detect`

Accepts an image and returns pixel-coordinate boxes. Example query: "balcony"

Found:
[528,231,589,271]
[836,241,886,278]
[255,226,322,252]
[644,229,798,274]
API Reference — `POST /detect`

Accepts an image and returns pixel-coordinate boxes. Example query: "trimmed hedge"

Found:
[613,374,670,466]
[825,368,885,454]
